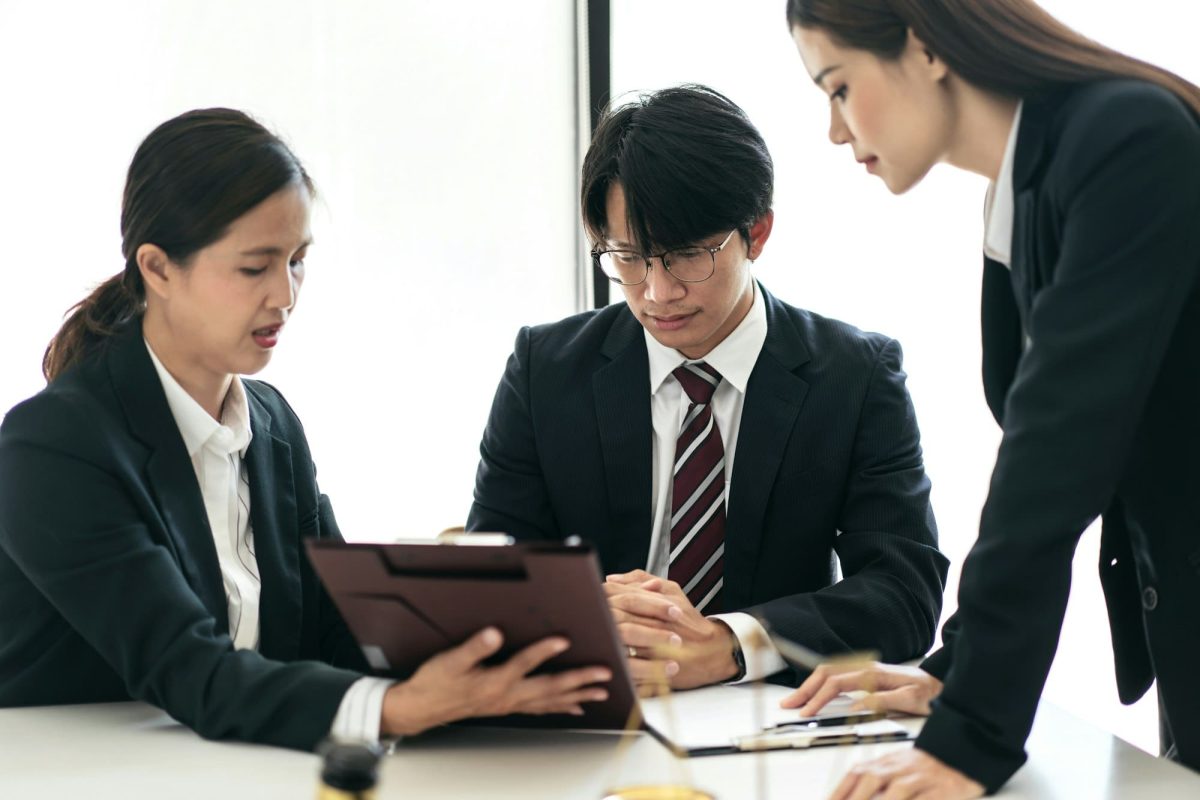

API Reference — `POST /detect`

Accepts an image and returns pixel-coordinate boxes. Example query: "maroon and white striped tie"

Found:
[667,362,726,613]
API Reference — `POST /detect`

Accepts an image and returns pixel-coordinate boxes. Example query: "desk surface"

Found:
[1,700,1197,799]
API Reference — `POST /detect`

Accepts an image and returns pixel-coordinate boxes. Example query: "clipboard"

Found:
[305,537,638,730]
[637,684,913,758]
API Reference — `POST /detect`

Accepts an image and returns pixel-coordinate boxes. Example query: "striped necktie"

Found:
[667,362,726,613]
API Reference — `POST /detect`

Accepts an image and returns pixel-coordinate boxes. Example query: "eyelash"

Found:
[240,257,305,277]
[831,85,848,102]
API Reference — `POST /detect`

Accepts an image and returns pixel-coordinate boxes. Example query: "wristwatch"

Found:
[729,632,747,682]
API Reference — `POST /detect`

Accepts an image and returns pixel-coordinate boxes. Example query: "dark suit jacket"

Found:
[0,319,368,750]
[916,80,1200,791]
[467,283,948,677]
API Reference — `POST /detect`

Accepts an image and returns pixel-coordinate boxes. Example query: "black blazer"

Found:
[0,319,367,750]
[467,283,948,676]
[916,80,1200,791]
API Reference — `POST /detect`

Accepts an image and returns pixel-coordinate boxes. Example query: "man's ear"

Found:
[747,210,775,261]
[137,243,173,301]
[907,28,949,83]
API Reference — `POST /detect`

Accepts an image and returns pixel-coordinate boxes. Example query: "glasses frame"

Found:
[591,229,739,286]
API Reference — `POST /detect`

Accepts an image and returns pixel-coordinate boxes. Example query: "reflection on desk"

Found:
[1,699,1197,798]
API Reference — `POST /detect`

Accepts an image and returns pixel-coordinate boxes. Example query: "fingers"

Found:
[627,657,679,684]
[781,665,865,714]
[782,662,924,716]
[604,573,672,597]
[829,749,984,800]
[522,668,611,701]
[828,767,869,800]
[605,569,653,584]
[618,621,683,652]
[879,773,928,800]
[781,664,832,708]
[610,607,675,630]
[843,771,885,800]
[509,667,612,714]
[607,589,684,623]
[853,686,930,717]
[784,661,877,706]
[798,672,862,716]
[638,682,670,698]
[499,635,572,679]
[831,758,896,800]
[439,626,506,673]
[631,575,676,596]
[602,580,646,597]
[515,685,611,716]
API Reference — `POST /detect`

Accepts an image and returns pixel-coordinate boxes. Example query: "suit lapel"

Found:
[107,320,228,633]
[594,310,654,573]
[989,92,1057,412]
[981,257,1023,425]
[242,387,302,661]
[725,287,811,609]
[1012,93,1053,194]
[1008,91,1055,324]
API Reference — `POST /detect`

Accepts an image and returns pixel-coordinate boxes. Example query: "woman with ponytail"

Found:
[0,110,610,749]
[782,1,1200,797]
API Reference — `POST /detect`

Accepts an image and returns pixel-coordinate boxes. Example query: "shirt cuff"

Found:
[709,612,787,684]
[330,677,394,743]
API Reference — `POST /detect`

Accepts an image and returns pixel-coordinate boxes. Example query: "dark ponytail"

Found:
[42,108,313,382]
[42,270,144,382]
[786,0,1200,118]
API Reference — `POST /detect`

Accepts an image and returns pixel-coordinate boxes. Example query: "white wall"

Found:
[0,1,579,538]
[609,0,1197,754]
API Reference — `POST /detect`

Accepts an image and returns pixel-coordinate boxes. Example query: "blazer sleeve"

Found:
[0,395,362,751]
[466,326,561,540]
[312,492,370,671]
[915,88,1200,793]
[749,338,949,669]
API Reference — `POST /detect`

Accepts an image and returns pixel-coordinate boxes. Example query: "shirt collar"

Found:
[144,339,253,458]
[645,281,767,398]
[983,101,1023,268]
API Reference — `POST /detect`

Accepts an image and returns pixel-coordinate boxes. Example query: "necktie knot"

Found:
[672,362,722,406]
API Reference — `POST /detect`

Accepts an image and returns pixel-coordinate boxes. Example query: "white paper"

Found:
[638,683,868,752]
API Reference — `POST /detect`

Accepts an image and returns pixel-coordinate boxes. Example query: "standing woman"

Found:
[783,1,1200,797]
[0,109,610,750]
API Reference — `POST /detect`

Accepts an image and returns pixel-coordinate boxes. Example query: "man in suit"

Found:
[467,85,948,689]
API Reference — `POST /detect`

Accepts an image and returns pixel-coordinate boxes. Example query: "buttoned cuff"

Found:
[709,612,787,684]
[330,677,395,743]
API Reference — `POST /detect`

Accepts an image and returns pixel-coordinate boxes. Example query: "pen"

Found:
[763,711,886,732]
[735,730,914,752]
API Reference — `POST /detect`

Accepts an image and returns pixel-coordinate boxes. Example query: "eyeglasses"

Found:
[591,229,739,286]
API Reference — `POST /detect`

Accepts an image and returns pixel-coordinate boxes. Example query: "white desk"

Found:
[1,700,1197,798]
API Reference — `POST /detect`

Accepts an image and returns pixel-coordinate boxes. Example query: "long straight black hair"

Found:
[42,109,313,382]
[786,0,1200,116]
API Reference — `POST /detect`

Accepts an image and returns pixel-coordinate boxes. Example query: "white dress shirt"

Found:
[983,102,1024,269]
[643,284,787,681]
[144,341,391,742]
